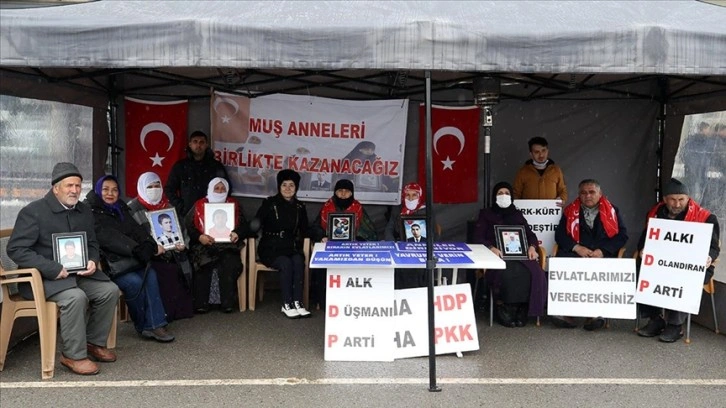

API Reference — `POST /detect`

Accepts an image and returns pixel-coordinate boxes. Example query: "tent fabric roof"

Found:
[2,0,725,75]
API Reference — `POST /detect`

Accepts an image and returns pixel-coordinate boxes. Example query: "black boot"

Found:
[515,304,528,327]
[496,304,516,328]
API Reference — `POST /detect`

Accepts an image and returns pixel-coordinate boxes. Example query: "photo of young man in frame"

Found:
[148,208,184,249]
[52,232,88,272]
[401,216,427,242]
[204,202,236,242]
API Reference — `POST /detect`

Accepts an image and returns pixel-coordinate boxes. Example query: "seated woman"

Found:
[86,175,175,342]
[472,181,547,328]
[384,182,433,289]
[127,171,194,321]
[310,179,378,307]
[186,177,249,313]
[255,169,311,319]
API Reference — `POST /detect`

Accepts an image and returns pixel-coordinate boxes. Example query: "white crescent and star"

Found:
[213,97,240,119]
[433,126,466,171]
[139,122,174,167]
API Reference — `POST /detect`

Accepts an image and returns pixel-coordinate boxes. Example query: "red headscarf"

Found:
[400,182,425,215]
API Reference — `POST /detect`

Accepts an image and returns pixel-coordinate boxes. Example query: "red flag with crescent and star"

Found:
[417,105,479,204]
[124,97,188,197]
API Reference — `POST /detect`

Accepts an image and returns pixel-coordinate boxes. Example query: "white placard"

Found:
[513,199,561,258]
[324,268,394,361]
[635,218,713,314]
[548,258,637,319]
[393,284,479,359]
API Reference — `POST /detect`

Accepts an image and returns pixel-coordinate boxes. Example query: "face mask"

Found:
[145,187,162,204]
[496,195,512,208]
[532,159,549,170]
[404,198,419,211]
[208,191,227,203]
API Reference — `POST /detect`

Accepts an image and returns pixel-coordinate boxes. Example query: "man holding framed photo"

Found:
[7,162,120,375]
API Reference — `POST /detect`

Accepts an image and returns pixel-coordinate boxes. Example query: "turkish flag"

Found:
[124,97,188,197]
[418,105,479,204]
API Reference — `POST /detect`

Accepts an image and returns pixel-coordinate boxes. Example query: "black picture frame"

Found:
[400,215,427,242]
[52,231,88,273]
[327,213,356,241]
[147,208,184,249]
[494,225,529,260]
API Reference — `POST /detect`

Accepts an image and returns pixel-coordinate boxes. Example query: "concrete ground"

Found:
[1,290,724,408]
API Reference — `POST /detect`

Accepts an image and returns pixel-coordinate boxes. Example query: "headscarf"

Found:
[206,177,229,203]
[490,181,517,214]
[94,175,124,220]
[332,179,355,210]
[136,171,169,211]
[400,182,425,215]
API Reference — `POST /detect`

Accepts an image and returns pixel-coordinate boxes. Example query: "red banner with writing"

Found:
[124,97,188,197]
[418,105,479,204]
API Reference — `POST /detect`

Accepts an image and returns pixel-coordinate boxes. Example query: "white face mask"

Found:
[208,191,227,203]
[404,198,419,211]
[145,187,162,204]
[496,195,512,208]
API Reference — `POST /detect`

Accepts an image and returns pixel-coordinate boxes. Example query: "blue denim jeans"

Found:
[113,266,168,333]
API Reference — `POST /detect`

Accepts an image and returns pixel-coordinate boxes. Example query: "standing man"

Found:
[636,178,720,343]
[513,137,567,205]
[553,179,628,330]
[7,163,120,375]
[164,130,229,218]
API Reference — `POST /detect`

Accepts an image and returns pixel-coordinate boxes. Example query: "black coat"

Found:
[85,191,158,267]
[7,189,107,299]
[255,194,308,266]
[163,147,229,218]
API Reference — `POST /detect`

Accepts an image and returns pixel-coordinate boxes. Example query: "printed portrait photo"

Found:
[148,208,184,249]
[204,203,235,242]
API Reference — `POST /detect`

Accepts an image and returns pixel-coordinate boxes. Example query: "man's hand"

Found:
[589,249,604,258]
[555,199,565,208]
[706,256,712,268]
[573,244,592,258]
[55,268,70,280]
[76,260,96,277]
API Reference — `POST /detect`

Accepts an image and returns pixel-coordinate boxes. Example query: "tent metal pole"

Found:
[424,70,441,393]
[656,76,668,202]
[109,96,119,177]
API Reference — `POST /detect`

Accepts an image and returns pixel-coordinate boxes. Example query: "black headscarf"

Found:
[491,181,517,214]
[333,179,355,209]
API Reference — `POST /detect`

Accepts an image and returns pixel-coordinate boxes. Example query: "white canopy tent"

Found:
[1,1,725,335]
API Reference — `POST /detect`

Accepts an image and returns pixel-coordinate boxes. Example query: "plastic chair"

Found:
[237,246,247,312]
[247,237,311,311]
[488,245,547,327]
[0,228,118,379]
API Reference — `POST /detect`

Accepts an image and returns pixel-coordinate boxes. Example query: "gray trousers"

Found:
[48,278,119,360]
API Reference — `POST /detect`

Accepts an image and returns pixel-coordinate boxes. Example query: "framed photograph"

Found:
[400,216,427,243]
[327,213,356,241]
[494,225,529,260]
[52,232,88,273]
[204,202,236,243]
[147,208,184,249]
[354,174,381,190]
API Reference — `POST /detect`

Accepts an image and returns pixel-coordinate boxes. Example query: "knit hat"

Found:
[276,169,301,190]
[334,179,355,195]
[51,162,82,185]
[662,178,689,197]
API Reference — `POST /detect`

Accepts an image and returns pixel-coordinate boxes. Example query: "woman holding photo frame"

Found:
[472,181,547,328]
[186,177,249,313]
[86,175,175,343]
[128,171,194,321]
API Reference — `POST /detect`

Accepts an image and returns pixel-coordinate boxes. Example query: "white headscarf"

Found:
[207,177,229,203]
[137,171,163,205]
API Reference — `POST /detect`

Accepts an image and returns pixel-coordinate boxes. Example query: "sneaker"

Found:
[637,316,665,337]
[659,324,684,343]
[293,301,311,318]
[281,303,300,319]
